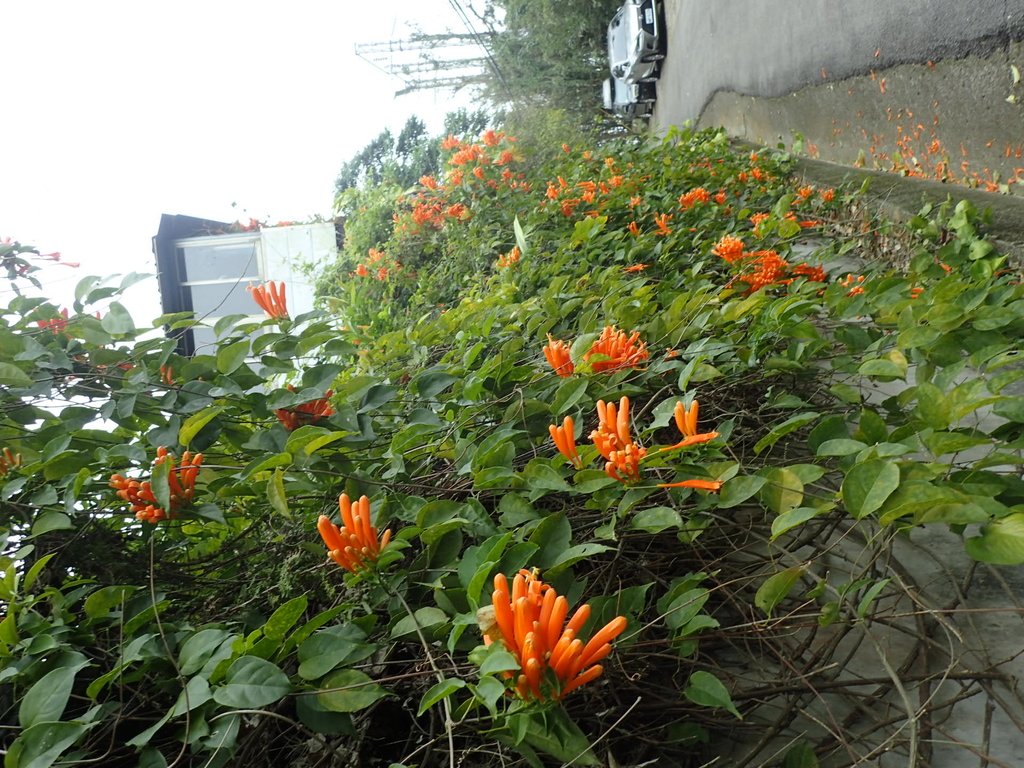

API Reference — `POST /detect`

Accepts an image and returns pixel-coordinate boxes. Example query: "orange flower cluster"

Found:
[669,401,720,449]
[678,187,711,209]
[275,386,334,431]
[623,263,649,273]
[583,325,649,373]
[738,250,790,293]
[353,248,399,281]
[486,570,627,701]
[592,396,646,483]
[841,273,866,296]
[712,235,745,264]
[497,246,521,269]
[317,493,392,575]
[248,281,288,319]
[159,365,174,386]
[550,396,722,489]
[109,447,202,524]
[0,447,21,477]
[653,212,673,236]
[543,335,574,377]
[549,416,583,469]
[38,307,69,334]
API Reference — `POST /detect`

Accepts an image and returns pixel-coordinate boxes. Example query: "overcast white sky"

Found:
[1,1,481,317]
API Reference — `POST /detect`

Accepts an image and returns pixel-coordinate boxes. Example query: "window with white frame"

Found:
[174,234,263,352]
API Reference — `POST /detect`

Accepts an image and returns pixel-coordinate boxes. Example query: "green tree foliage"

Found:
[486,0,623,116]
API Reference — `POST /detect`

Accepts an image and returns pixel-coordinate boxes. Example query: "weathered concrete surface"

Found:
[654,0,1024,195]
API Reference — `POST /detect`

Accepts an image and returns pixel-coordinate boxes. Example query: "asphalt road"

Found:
[653,0,1024,194]
[655,0,1024,123]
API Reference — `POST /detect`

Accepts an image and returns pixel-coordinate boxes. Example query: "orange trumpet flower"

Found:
[317,493,392,575]
[657,478,723,492]
[543,335,574,377]
[248,281,289,319]
[583,325,648,373]
[549,416,583,469]
[109,446,203,524]
[486,570,627,701]
[666,400,719,449]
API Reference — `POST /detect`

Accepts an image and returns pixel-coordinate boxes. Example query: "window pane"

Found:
[189,281,258,319]
[180,240,260,283]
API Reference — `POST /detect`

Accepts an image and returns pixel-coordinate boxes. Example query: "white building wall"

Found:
[259,222,336,315]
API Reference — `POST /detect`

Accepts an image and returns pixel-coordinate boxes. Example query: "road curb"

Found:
[785,153,1024,260]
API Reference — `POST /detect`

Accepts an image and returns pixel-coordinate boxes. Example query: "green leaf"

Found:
[268,468,289,517]
[815,439,867,457]
[412,369,458,399]
[546,542,611,575]
[23,553,56,593]
[479,648,519,676]
[754,412,819,455]
[101,301,135,335]
[297,624,373,680]
[216,339,250,374]
[264,595,308,641]
[551,377,587,414]
[755,564,807,616]
[19,659,89,727]
[528,512,572,568]
[759,468,804,514]
[965,513,1024,564]
[149,456,171,515]
[170,675,212,716]
[212,656,291,708]
[179,629,233,676]
[716,475,766,508]
[417,677,466,716]
[242,451,293,478]
[83,585,138,619]
[179,406,225,447]
[842,460,899,518]
[684,670,742,718]
[30,511,73,536]
[771,506,828,540]
[783,740,819,768]
[317,668,389,713]
[8,722,89,768]
[391,607,448,640]
[631,506,682,533]
[513,215,528,256]
[521,460,571,494]
[0,362,32,387]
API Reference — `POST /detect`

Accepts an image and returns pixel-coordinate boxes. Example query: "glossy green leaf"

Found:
[684,670,742,718]
[754,564,807,616]
[268,468,289,517]
[0,362,32,387]
[8,722,89,768]
[417,677,466,716]
[317,668,389,713]
[212,656,290,708]
[101,301,135,335]
[178,406,225,446]
[19,659,89,728]
[965,513,1024,565]
[841,460,899,518]
[216,339,250,374]
[631,506,682,533]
